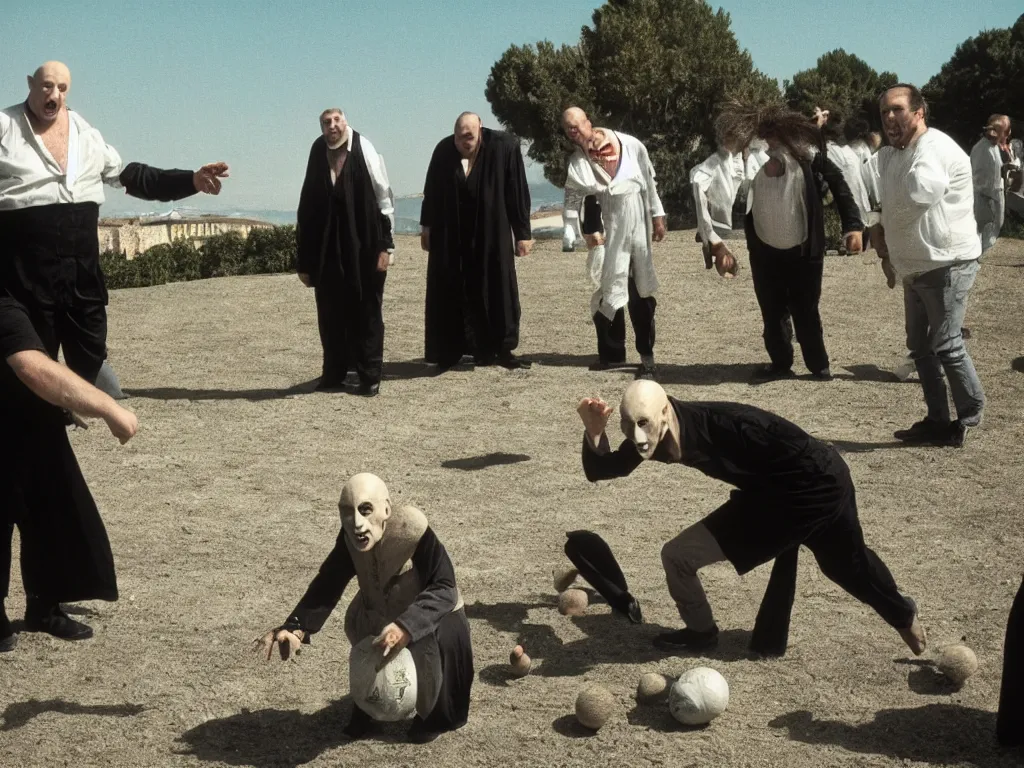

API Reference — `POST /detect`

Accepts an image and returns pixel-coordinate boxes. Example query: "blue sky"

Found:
[3,0,1020,212]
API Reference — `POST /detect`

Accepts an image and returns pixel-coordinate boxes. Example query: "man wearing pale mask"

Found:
[971,114,1015,254]
[256,473,473,744]
[575,381,926,659]
[296,108,395,396]
[0,61,229,396]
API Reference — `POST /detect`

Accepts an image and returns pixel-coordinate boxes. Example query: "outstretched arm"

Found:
[578,397,643,481]
[118,161,230,202]
[282,532,357,638]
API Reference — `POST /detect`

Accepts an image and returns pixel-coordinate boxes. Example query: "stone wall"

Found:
[98,217,273,258]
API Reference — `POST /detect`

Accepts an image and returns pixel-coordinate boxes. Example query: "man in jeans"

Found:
[869,85,984,447]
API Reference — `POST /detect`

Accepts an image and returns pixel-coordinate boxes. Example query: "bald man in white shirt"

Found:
[0,61,228,395]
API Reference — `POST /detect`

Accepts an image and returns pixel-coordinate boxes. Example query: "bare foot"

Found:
[899,616,928,656]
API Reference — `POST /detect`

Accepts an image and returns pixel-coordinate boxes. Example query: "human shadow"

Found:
[768,705,1009,767]
[176,698,410,767]
[826,438,917,454]
[125,378,320,402]
[1012,356,1024,374]
[528,354,759,386]
[466,599,755,683]
[836,364,912,384]
[441,453,531,471]
[895,658,967,696]
[0,699,144,731]
[383,359,438,381]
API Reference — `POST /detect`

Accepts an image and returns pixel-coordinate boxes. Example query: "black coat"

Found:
[419,129,531,363]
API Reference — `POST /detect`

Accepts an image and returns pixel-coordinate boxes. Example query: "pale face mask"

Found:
[339,473,392,552]
[619,380,671,460]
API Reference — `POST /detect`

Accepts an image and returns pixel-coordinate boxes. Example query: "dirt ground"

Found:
[2,232,1023,768]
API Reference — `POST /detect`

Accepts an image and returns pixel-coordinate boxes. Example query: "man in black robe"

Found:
[296,109,395,396]
[257,473,473,744]
[1,292,138,651]
[419,113,532,371]
[998,575,1023,746]
[573,380,927,658]
[1,61,229,397]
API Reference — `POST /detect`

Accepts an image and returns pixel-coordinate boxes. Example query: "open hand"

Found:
[193,162,230,195]
[652,216,667,242]
[372,623,411,669]
[254,627,305,661]
[577,397,613,440]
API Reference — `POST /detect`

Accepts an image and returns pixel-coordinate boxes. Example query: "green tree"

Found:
[485,0,779,226]
[783,49,898,130]
[200,231,246,278]
[923,14,1024,148]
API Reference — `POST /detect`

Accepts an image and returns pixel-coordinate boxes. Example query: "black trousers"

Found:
[314,271,386,386]
[419,608,473,731]
[748,244,829,374]
[563,530,635,616]
[998,576,1024,746]
[592,278,656,363]
[1,426,118,605]
[30,302,108,385]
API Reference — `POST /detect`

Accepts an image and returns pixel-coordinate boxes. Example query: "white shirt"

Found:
[868,128,981,277]
[689,147,767,245]
[325,125,395,223]
[0,103,124,210]
[751,151,807,251]
[971,136,1006,252]
[827,142,874,227]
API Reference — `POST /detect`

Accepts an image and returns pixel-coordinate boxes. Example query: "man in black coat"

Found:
[419,113,532,372]
[296,109,395,397]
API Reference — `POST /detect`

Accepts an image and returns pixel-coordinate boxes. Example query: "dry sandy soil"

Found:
[2,232,1023,768]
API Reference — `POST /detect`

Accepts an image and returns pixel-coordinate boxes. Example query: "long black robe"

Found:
[282,526,472,730]
[998,575,1024,745]
[296,133,393,386]
[0,296,117,606]
[420,129,531,365]
[581,399,915,655]
[0,163,202,383]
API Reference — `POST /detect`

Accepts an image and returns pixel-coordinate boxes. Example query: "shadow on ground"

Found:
[441,453,531,471]
[768,705,1013,767]
[125,379,320,402]
[0,699,144,731]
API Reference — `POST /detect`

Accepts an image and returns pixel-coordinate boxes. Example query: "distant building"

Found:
[98,211,273,258]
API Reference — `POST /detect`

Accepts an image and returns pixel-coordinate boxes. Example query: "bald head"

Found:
[985,114,1011,144]
[562,106,593,148]
[26,61,71,125]
[454,112,482,159]
[619,380,673,460]
[339,473,392,552]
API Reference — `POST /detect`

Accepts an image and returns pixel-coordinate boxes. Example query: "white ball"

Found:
[668,667,729,726]
[348,636,418,722]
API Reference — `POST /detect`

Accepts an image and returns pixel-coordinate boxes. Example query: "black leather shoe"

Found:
[624,597,643,625]
[315,377,347,392]
[810,368,833,381]
[636,362,658,380]
[357,382,380,397]
[24,604,93,641]
[588,359,624,372]
[653,626,720,653]
[498,352,532,370]
[407,715,466,744]
[893,418,950,443]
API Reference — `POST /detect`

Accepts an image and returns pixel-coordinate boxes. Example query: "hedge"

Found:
[99,225,297,290]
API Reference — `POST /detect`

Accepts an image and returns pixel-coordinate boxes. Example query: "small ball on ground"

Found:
[669,667,729,726]
[575,684,616,730]
[558,588,588,616]
[509,644,532,677]
[937,644,978,686]
[636,672,670,702]
[553,567,579,593]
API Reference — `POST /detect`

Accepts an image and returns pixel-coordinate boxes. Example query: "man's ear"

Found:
[26,75,33,91]
[383,499,392,520]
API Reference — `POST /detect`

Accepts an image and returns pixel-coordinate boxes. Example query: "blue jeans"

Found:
[903,259,985,424]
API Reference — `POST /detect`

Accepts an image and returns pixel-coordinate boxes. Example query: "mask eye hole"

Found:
[637,418,649,428]
[358,502,373,516]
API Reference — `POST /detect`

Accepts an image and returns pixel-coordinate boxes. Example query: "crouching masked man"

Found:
[574,381,927,658]
[256,473,473,744]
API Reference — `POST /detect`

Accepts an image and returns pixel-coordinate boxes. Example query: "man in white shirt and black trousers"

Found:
[869,85,985,448]
[716,104,863,383]
[0,61,229,397]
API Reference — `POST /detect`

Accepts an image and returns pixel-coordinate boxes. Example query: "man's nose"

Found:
[632,425,646,444]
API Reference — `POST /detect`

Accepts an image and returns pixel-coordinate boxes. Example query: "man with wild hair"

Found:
[572,380,927,658]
